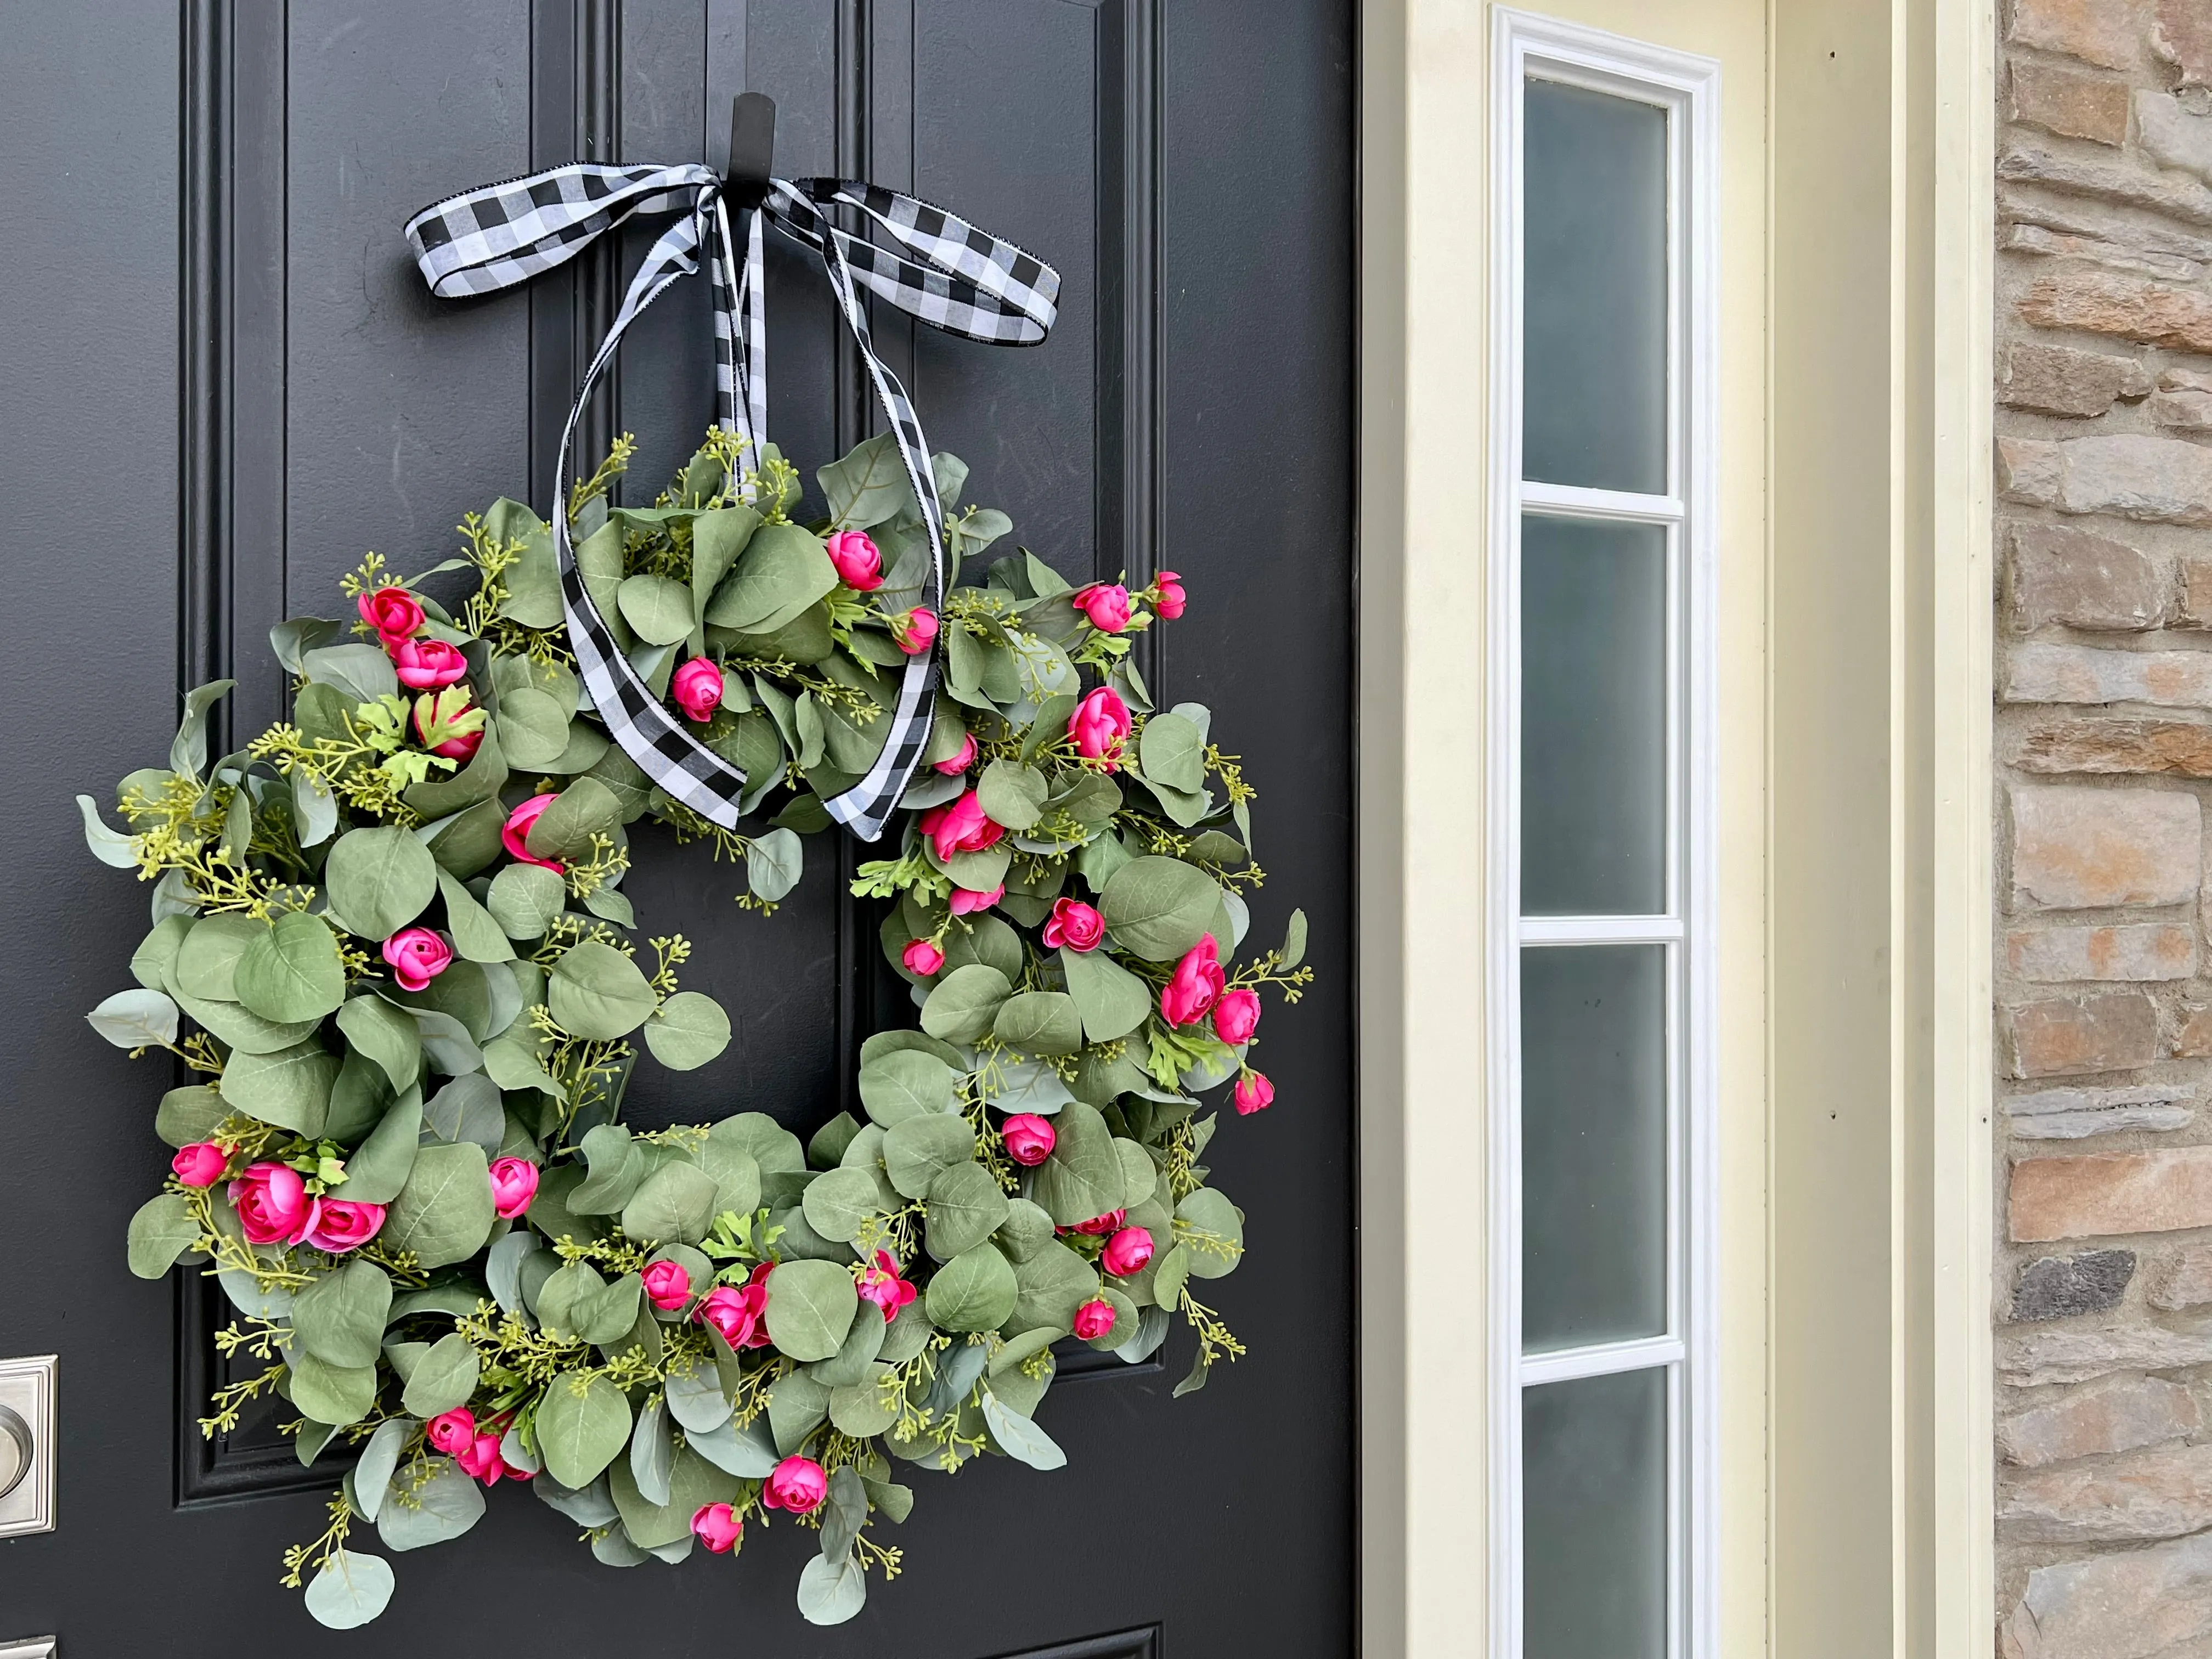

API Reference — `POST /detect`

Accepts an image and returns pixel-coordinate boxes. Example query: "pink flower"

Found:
[306,1200,386,1255]
[1234,1071,1276,1115]
[425,1409,476,1457]
[919,789,1005,862]
[695,1263,775,1351]
[229,1163,319,1247]
[411,687,486,761]
[1002,1114,1056,1167]
[856,1250,918,1321]
[391,637,468,690]
[671,656,725,724]
[1071,583,1133,633]
[901,938,946,977]
[1068,686,1131,768]
[692,1502,744,1554]
[500,793,565,873]
[932,732,978,775]
[1101,1226,1154,1279]
[948,883,1003,916]
[1041,898,1104,952]
[1160,934,1225,1028]
[824,530,883,591]
[892,606,939,656]
[1153,569,1187,620]
[357,586,424,643]
[381,927,453,993]
[1072,1297,1118,1341]
[488,1157,539,1220]
[643,1259,693,1312]
[1212,987,1262,1045]
[1071,1210,1126,1237]
[171,1142,228,1188]
[458,1431,506,1486]
[762,1455,828,1515]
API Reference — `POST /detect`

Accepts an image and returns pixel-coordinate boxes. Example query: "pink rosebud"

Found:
[1002,1114,1057,1167]
[1212,987,1262,1045]
[1101,1226,1154,1279]
[948,883,1003,916]
[1067,686,1132,768]
[1072,1297,1118,1341]
[762,1455,828,1515]
[229,1162,320,1247]
[919,789,1005,862]
[692,1501,744,1554]
[670,656,726,724]
[171,1142,228,1188]
[932,732,978,775]
[824,530,883,591]
[1159,934,1225,1028]
[696,1278,774,1351]
[305,1200,386,1254]
[488,1157,539,1220]
[1041,898,1104,952]
[1071,583,1133,633]
[643,1259,693,1312]
[892,606,939,656]
[500,793,566,873]
[357,586,425,642]
[391,637,469,690]
[901,938,946,977]
[411,686,486,761]
[856,1250,918,1321]
[381,927,453,993]
[459,1431,506,1486]
[1234,1071,1276,1115]
[1071,1209,1126,1237]
[1153,569,1187,620]
[425,1409,476,1457]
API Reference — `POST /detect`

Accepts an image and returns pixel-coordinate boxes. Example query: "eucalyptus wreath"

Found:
[84,429,1310,1629]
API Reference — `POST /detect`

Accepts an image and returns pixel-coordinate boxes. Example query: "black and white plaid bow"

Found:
[404,162,1058,839]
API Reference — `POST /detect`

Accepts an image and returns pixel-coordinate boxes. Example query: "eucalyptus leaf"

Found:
[341,1087,422,1204]
[1058,947,1153,1044]
[289,1351,377,1427]
[621,1161,721,1246]
[919,963,1013,1045]
[382,1142,496,1269]
[293,1260,393,1369]
[303,1551,395,1630]
[993,989,1083,1056]
[925,1160,1012,1261]
[858,1048,957,1127]
[1099,856,1223,962]
[925,1243,1019,1333]
[642,991,731,1071]
[1029,1102,1127,1227]
[352,1417,412,1525]
[883,1113,975,1200]
[549,939,660,1040]
[981,1391,1067,1469]
[746,826,804,902]
[377,1455,486,1551]
[337,995,421,1091]
[764,1257,861,1362]
[219,1039,338,1136]
[126,1192,200,1279]
[77,793,140,868]
[797,1552,868,1627]
[537,1370,633,1488]
[617,573,697,646]
[399,1332,481,1418]
[87,988,180,1051]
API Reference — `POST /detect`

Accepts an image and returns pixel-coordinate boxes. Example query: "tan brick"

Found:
[2179,1004,2212,1057]
[2008,1082,2196,1137]
[2005,222,2204,279]
[2005,994,2163,1080]
[2011,58,2136,143]
[2009,0,2150,70]
[2002,1319,2212,1385]
[2156,0,2212,85]
[1997,433,2212,525]
[2001,1442,2212,1542]
[2002,340,2153,415]
[2007,922,2197,980]
[2140,89,2212,182]
[2019,267,2212,353]
[2152,386,2212,428]
[2149,1240,2212,1307]
[2005,644,2212,706]
[2181,556,2212,628]
[2008,785,2202,907]
[2009,523,2168,630]
[2012,1144,2212,1238]
[2000,1375,2200,1466]
[2002,1534,2212,1659]
[2009,715,2212,776]
[2005,193,2212,261]
[2001,140,2212,229]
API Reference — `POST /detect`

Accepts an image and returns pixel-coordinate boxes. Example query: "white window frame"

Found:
[1485,12,1720,1659]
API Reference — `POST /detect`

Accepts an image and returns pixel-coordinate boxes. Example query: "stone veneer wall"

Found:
[1993,2,2212,1654]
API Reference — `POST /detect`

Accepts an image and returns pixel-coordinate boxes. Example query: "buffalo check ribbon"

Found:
[404,162,1058,839]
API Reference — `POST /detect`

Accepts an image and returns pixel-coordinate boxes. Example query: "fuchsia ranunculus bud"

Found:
[643,1259,693,1311]
[411,686,486,761]
[692,1501,744,1554]
[1234,1071,1276,1115]
[381,927,453,992]
[824,529,883,591]
[306,1200,386,1255]
[1101,1226,1154,1278]
[763,1455,828,1515]
[357,586,425,642]
[694,1285,758,1350]
[856,1250,918,1321]
[932,732,978,775]
[919,790,1004,861]
[1071,1209,1125,1237]
[1041,898,1104,952]
[425,1408,476,1457]
[948,884,1003,916]
[902,938,946,977]
[392,637,468,690]
[1072,1297,1118,1341]
[229,1162,319,1247]
[1067,687,1131,768]
[1071,583,1132,633]
[1153,569,1187,620]
[1212,987,1262,1045]
[500,793,565,873]
[171,1142,228,1188]
[670,656,726,724]
[1001,1114,1056,1167]
[892,606,939,656]
[488,1157,539,1220]
[1160,934,1225,1028]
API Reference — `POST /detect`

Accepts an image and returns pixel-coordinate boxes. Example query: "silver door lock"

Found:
[0,1356,54,1537]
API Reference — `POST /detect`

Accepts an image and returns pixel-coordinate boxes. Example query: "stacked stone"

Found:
[1995,2,2212,1653]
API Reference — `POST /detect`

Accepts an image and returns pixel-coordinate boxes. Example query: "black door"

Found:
[0,2,1353,1653]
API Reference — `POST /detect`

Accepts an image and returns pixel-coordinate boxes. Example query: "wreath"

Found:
[84,428,1311,1629]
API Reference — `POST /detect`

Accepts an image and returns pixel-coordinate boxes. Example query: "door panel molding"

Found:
[989,1628,1159,1659]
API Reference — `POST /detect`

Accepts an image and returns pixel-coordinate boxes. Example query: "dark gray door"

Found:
[0,2,1353,1652]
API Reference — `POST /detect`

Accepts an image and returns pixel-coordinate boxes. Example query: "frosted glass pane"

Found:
[1521,944,1667,1351]
[1523,78,1668,494]
[1525,1367,1668,1659]
[1520,514,1667,916]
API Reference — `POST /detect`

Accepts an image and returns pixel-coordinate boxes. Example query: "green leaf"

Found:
[819,431,911,530]
[421,1074,502,1152]
[219,1039,338,1136]
[919,963,1013,1045]
[994,1197,1057,1263]
[944,913,1025,983]
[290,1351,377,1427]
[1099,856,1223,962]
[1137,711,1206,793]
[704,522,840,633]
[303,644,396,704]
[1116,1137,1158,1206]
[155,1084,228,1149]
[802,1165,885,1243]
[303,1551,395,1630]
[170,679,236,776]
[292,768,340,847]
[642,991,731,1070]
[486,864,566,941]
[616,573,697,646]
[77,793,139,868]
[171,918,276,1002]
[524,777,623,862]
[798,1553,869,1627]
[691,505,761,621]
[549,939,660,1040]
[352,1418,411,1525]
[746,826,804,901]
[325,827,439,939]
[404,725,510,819]
[924,1160,1012,1261]
[686,1410,780,1478]
[383,1142,496,1269]
[1152,1242,1192,1310]
[992,990,1083,1056]
[1177,1187,1245,1280]
[1009,1240,1099,1333]
[436,871,514,964]
[1029,1102,1127,1226]
[883,1113,975,1200]
[233,912,347,1023]
[1058,946,1154,1044]
[925,1243,1019,1333]
[336,995,421,1091]
[1280,907,1308,972]
[126,1193,199,1279]
[340,1087,421,1204]
[87,988,179,1049]
[827,1369,903,1438]
[628,1394,677,1507]
[620,1161,722,1246]
[981,1391,1067,1469]
[977,759,1049,830]
[857,1048,957,1128]
[764,1258,861,1362]
[398,1331,481,1419]
[571,1125,649,1213]
[495,685,571,769]
[292,1260,393,1369]
[537,1372,633,1489]
[377,1454,486,1552]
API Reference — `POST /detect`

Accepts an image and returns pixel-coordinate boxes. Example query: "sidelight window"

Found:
[1487,14,1719,1659]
